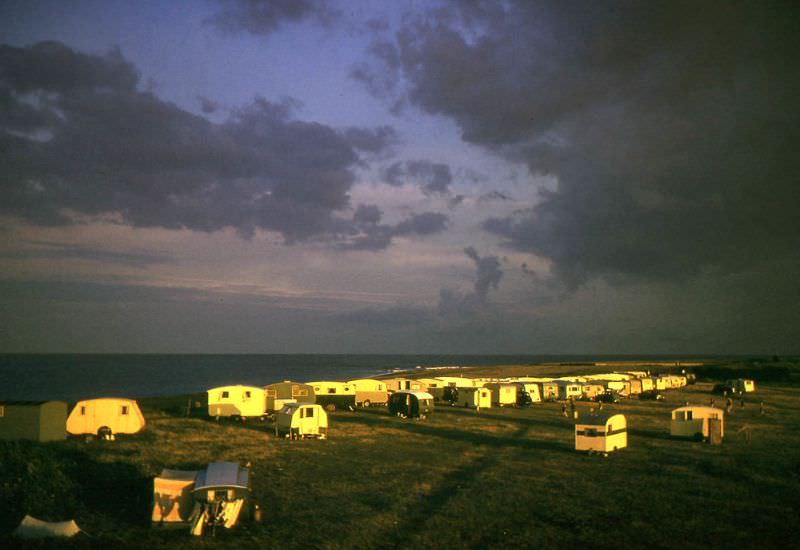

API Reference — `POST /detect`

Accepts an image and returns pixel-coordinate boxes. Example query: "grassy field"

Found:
[2,361,799,548]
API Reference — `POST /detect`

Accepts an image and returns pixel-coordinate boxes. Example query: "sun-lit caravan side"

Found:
[207,385,266,418]
[670,406,724,442]
[264,381,315,412]
[347,379,389,407]
[276,403,328,439]
[575,413,627,454]
[66,398,145,439]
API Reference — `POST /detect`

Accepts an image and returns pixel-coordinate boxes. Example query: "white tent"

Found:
[13,515,81,539]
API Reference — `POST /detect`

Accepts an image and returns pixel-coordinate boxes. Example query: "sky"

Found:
[0,0,797,354]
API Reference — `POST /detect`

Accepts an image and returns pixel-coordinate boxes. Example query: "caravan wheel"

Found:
[363,400,371,408]
[97,426,113,441]
[325,404,337,412]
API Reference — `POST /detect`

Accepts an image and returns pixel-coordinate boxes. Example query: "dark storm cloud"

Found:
[381,159,453,194]
[209,0,337,36]
[367,1,800,289]
[438,247,503,318]
[340,210,449,251]
[0,41,441,250]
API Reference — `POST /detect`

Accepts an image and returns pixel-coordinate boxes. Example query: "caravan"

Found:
[207,386,266,418]
[66,398,145,438]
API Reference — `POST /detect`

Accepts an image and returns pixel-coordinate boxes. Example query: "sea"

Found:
[0,353,709,402]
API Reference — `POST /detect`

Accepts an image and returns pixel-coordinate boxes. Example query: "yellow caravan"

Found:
[484,383,518,407]
[519,383,542,403]
[581,384,606,400]
[575,413,627,454]
[455,387,492,409]
[640,378,654,392]
[556,381,582,401]
[276,403,328,439]
[67,398,145,438]
[348,379,389,407]
[670,406,724,441]
[207,385,266,418]
[605,380,630,397]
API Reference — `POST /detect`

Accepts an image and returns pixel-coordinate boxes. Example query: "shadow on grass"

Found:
[334,410,571,454]
[628,428,673,441]
[0,440,152,537]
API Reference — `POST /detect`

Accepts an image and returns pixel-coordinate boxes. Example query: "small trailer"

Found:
[575,413,627,455]
[580,384,606,401]
[308,381,356,412]
[670,406,724,442]
[347,379,389,407]
[190,462,251,536]
[556,381,582,401]
[207,385,266,418]
[541,382,560,401]
[276,403,328,439]
[484,383,518,407]
[455,387,492,409]
[388,391,434,419]
[518,382,542,403]
[0,400,67,442]
[264,381,315,412]
[66,398,145,439]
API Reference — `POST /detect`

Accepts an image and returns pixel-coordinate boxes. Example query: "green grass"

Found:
[2,361,800,548]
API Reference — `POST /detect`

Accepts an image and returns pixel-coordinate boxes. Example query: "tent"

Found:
[66,397,145,438]
[0,401,67,442]
[13,515,81,539]
[152,469,199,524]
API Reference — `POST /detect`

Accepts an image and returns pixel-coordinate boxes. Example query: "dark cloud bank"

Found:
[361,1,800,289]
[0,41,446,249]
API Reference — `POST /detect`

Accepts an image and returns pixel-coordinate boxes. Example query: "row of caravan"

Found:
[208,370,700,419]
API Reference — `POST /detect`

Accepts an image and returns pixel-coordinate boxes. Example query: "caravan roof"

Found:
[393,390,434,400]
[194,462,249,491]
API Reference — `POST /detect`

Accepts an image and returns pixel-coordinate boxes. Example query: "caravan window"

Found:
[244,391,251,398]
[266,389,277,397]
[221,391,229,399]
[80,406,86,415]
[327,388,336,394]
[121,405,129,415]
[304,407,314,418]
[686,411,693,420]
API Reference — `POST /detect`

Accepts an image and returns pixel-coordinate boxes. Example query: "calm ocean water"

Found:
[0,354,709,402]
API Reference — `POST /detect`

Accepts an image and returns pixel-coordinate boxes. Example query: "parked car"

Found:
[639,390,664,401]
[595,391,620,404]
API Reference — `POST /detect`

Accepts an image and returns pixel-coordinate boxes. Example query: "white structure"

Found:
[207,385,266,418]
